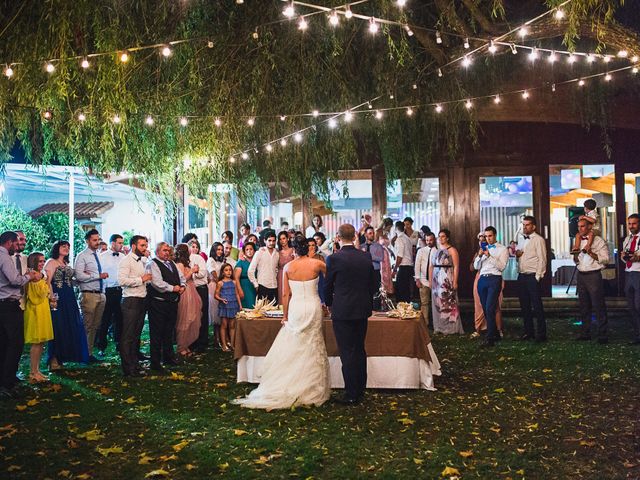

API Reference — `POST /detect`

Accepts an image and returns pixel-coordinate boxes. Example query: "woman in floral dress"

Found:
[429,229,464,335]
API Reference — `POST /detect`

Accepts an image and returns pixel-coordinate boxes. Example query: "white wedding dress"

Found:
[232,277,331,410]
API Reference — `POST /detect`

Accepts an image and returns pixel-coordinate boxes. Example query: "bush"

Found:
[0,203,48,254]
[34,212,85,255]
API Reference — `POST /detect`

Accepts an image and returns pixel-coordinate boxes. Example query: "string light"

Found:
[280,115,287,121]
[603,55,611,63]
[554,9,565,20]
[328,118,338,128]
[586,54,595,64]
[567,54,576,64]
[529,48,538,62]
[463,38,470,49]
[145,116,154,125]
[45,62,55,73]
[632,55,639,63]
[368,18,379,34]
[604,73,612,81]
[241,152,249,160]
[81,58,90,69]
[344,111,354,122]
[214,118,222,127]
[522,90,530,99]
[435,104,443,113]
[43,110,52,120]
[462,55,472,68]
[493,95,501,104]
[312,110,319,117]
[229,155,236,163]
[404,25,414,36]
[617,50,628,58]
[119,51,130,63]
[435,31,442,44]
[488,41,497,54]
[298,17,308,30]
[77,113,86,122]
[3,66,13,78]
[283,1,295,18]
[519,26,528,38]
[247,118,255,126]
[396,0,407,7]
[437,68,443,77]
[633,67,639,74]
[294,132,303,143]
[112,114,121,124]
[406,107,414,116]
[548,50,557,63]
[179,117,188,126]
[578,79,585,86]
[280,138,288,147]
[161,46,172,57]
[375,110,383,119]
[465,99,472,109]
[510,44,518,54]
[344,4,353,19]
[551,83,556,92]
[329,10,340,27]
[266,144,273,152]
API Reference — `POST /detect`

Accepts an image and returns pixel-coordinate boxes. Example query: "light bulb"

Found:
[329,10,339,26]
[241,152,249,160]
[344,5,353,19]
[412,84,417,90]
[567,54,576,64]
[179,117,188,126]
[548,51,557,63]
[435,31,442,44]
[462,55,472,68]
[437,68,443,77]
[522,90,530,99]
[119,51,129,63]
[45,62,55,73]
[519,26,528,38]
[368,18,379,34]
[578,79,585,86]
[396,0,407,7]
[283,2,295,18]
[214,118,221,127]
[551,83,556,92]
[266,144,273,152]
[528,48,538,61]
[161,46,172,57]
[375,110,383,120]
[328,118,338,129]
[435,104,443,113]
[280,138,287,147]
[633,67,639,74]
[617,49,628,58]
[280,115,287,121]
[488,41,497,54]
[145,116,154,125]
[298,17,308,30]
[247,118,255,126]
[344,111,353,123]
[77,113,86,122]
[112,114,121,124]
[632,55,639,63]
[294,132,303,143]
[406,107,413,116]
[510,43,518,54]
[493,95,501,104]
[463,38,470,49]
[229,156,236,163]
[604,73,612,81]
[603,55,611,63]
[404,25,414,36]
[586,54,595,63]
[312,109,319,117]
[43,110,52,120]
[4,66,13,78]
[465,100,472,109]
[554,9,565,20]
[81,58,90,69]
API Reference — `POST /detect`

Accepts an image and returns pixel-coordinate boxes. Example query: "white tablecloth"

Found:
[236,344,442,391]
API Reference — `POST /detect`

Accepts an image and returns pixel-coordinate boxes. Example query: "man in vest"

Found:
[145,242,185,373]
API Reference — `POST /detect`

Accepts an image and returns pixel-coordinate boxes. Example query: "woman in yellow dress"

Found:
[24,252,54,383]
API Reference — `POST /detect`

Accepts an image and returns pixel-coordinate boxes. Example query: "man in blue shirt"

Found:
[74,229,109,362]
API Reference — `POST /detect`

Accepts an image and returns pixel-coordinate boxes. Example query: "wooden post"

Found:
[301,194,313,232]
[371,164,387,224]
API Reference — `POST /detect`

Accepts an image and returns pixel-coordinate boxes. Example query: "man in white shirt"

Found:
[117,235,152,377]
[393,221,414,303]
[574,219,610,344]
[248,232,279,303]
[515,216,548,343]
[96,234,125,355]
[189,242,209,352]
[622,214,640,345]
[414,232,436,326]
[473,226,509,347]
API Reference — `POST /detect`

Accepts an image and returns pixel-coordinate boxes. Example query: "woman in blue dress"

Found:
[234,242,257,309]
[44,241,89,369]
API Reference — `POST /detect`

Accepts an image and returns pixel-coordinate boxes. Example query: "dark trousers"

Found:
[332,318,368,400]
[119,297,146,375]
[395,265,413,303]
[96,287,123,351]
[191,285,210,350]
[257,285,277,304]
[577,270,608,340]
[626,272,640,340]
[0,301,24,389]
[477,274,502,342]
[372,269,382,310]
[148,299,178,366]
[518,273,546,339]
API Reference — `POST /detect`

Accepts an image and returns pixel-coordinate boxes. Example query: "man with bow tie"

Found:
[574,219,610,344]
[622,214,640,345]
[96,234,125,355]
[473,226,509,348]
[515,216,548,342]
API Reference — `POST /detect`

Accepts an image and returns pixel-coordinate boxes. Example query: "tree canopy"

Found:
[0,0,634,203]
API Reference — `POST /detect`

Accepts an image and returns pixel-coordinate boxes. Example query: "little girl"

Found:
[24,252,54,383]
[215,263,242,352]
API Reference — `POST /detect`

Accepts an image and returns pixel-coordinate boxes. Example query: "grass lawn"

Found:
[2,314,639,479]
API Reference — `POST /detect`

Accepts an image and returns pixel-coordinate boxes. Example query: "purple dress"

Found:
[218,281,240,318]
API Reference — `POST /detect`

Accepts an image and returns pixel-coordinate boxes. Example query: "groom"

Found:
[324,223,376,405]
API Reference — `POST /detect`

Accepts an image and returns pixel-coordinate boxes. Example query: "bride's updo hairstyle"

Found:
[292,234,309,257]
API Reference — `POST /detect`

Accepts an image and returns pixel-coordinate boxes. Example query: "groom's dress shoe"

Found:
[334,396,360,406]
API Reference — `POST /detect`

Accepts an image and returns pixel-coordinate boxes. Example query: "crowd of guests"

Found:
[1,205,639,398]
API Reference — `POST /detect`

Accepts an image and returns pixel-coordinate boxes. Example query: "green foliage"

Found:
[0,202,48,254]
[33,212,85,254]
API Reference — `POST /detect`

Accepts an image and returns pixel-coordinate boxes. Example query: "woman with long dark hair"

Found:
[207,242,225,347]
[276,231,294,305]
[429,229,464,335]
[174,243,202,358]
[44,240,89,369]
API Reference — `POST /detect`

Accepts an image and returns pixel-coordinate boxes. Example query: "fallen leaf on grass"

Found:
[75,474,91,479]
[214,383,228,388]
[77,429,104,441]
[172,440,190,452]
[8,465,21,471]
[96,446,124,457]
[157,454,178,462]
[515,396,527,401]
[494,388,505,393]
[234,429,248,436]
[145,469,170,478]
[459,450,473,458]
[516,469,525,475]
[99,387,111,395]
[532,383,544,388]
[490,426,501,433]
[218,463,229,471]
[186,464,196,470]
[27,398,39,406]
[67,439,79,449]
[441,466,460,477]
[15,405,27,411]
[65,413,81,418]
[124,396,137,404]
[58,470,71,477]
[397,417,415,426]
[170,372,185,381]
[526,423,539,431]
[139,455,154,465]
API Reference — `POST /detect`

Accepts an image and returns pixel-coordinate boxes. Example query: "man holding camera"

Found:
[623,214,640,345]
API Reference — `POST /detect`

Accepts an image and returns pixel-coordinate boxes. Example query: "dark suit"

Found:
[324,245,376,400]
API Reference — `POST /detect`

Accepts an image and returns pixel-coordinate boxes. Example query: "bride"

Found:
[233,235,330,410]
